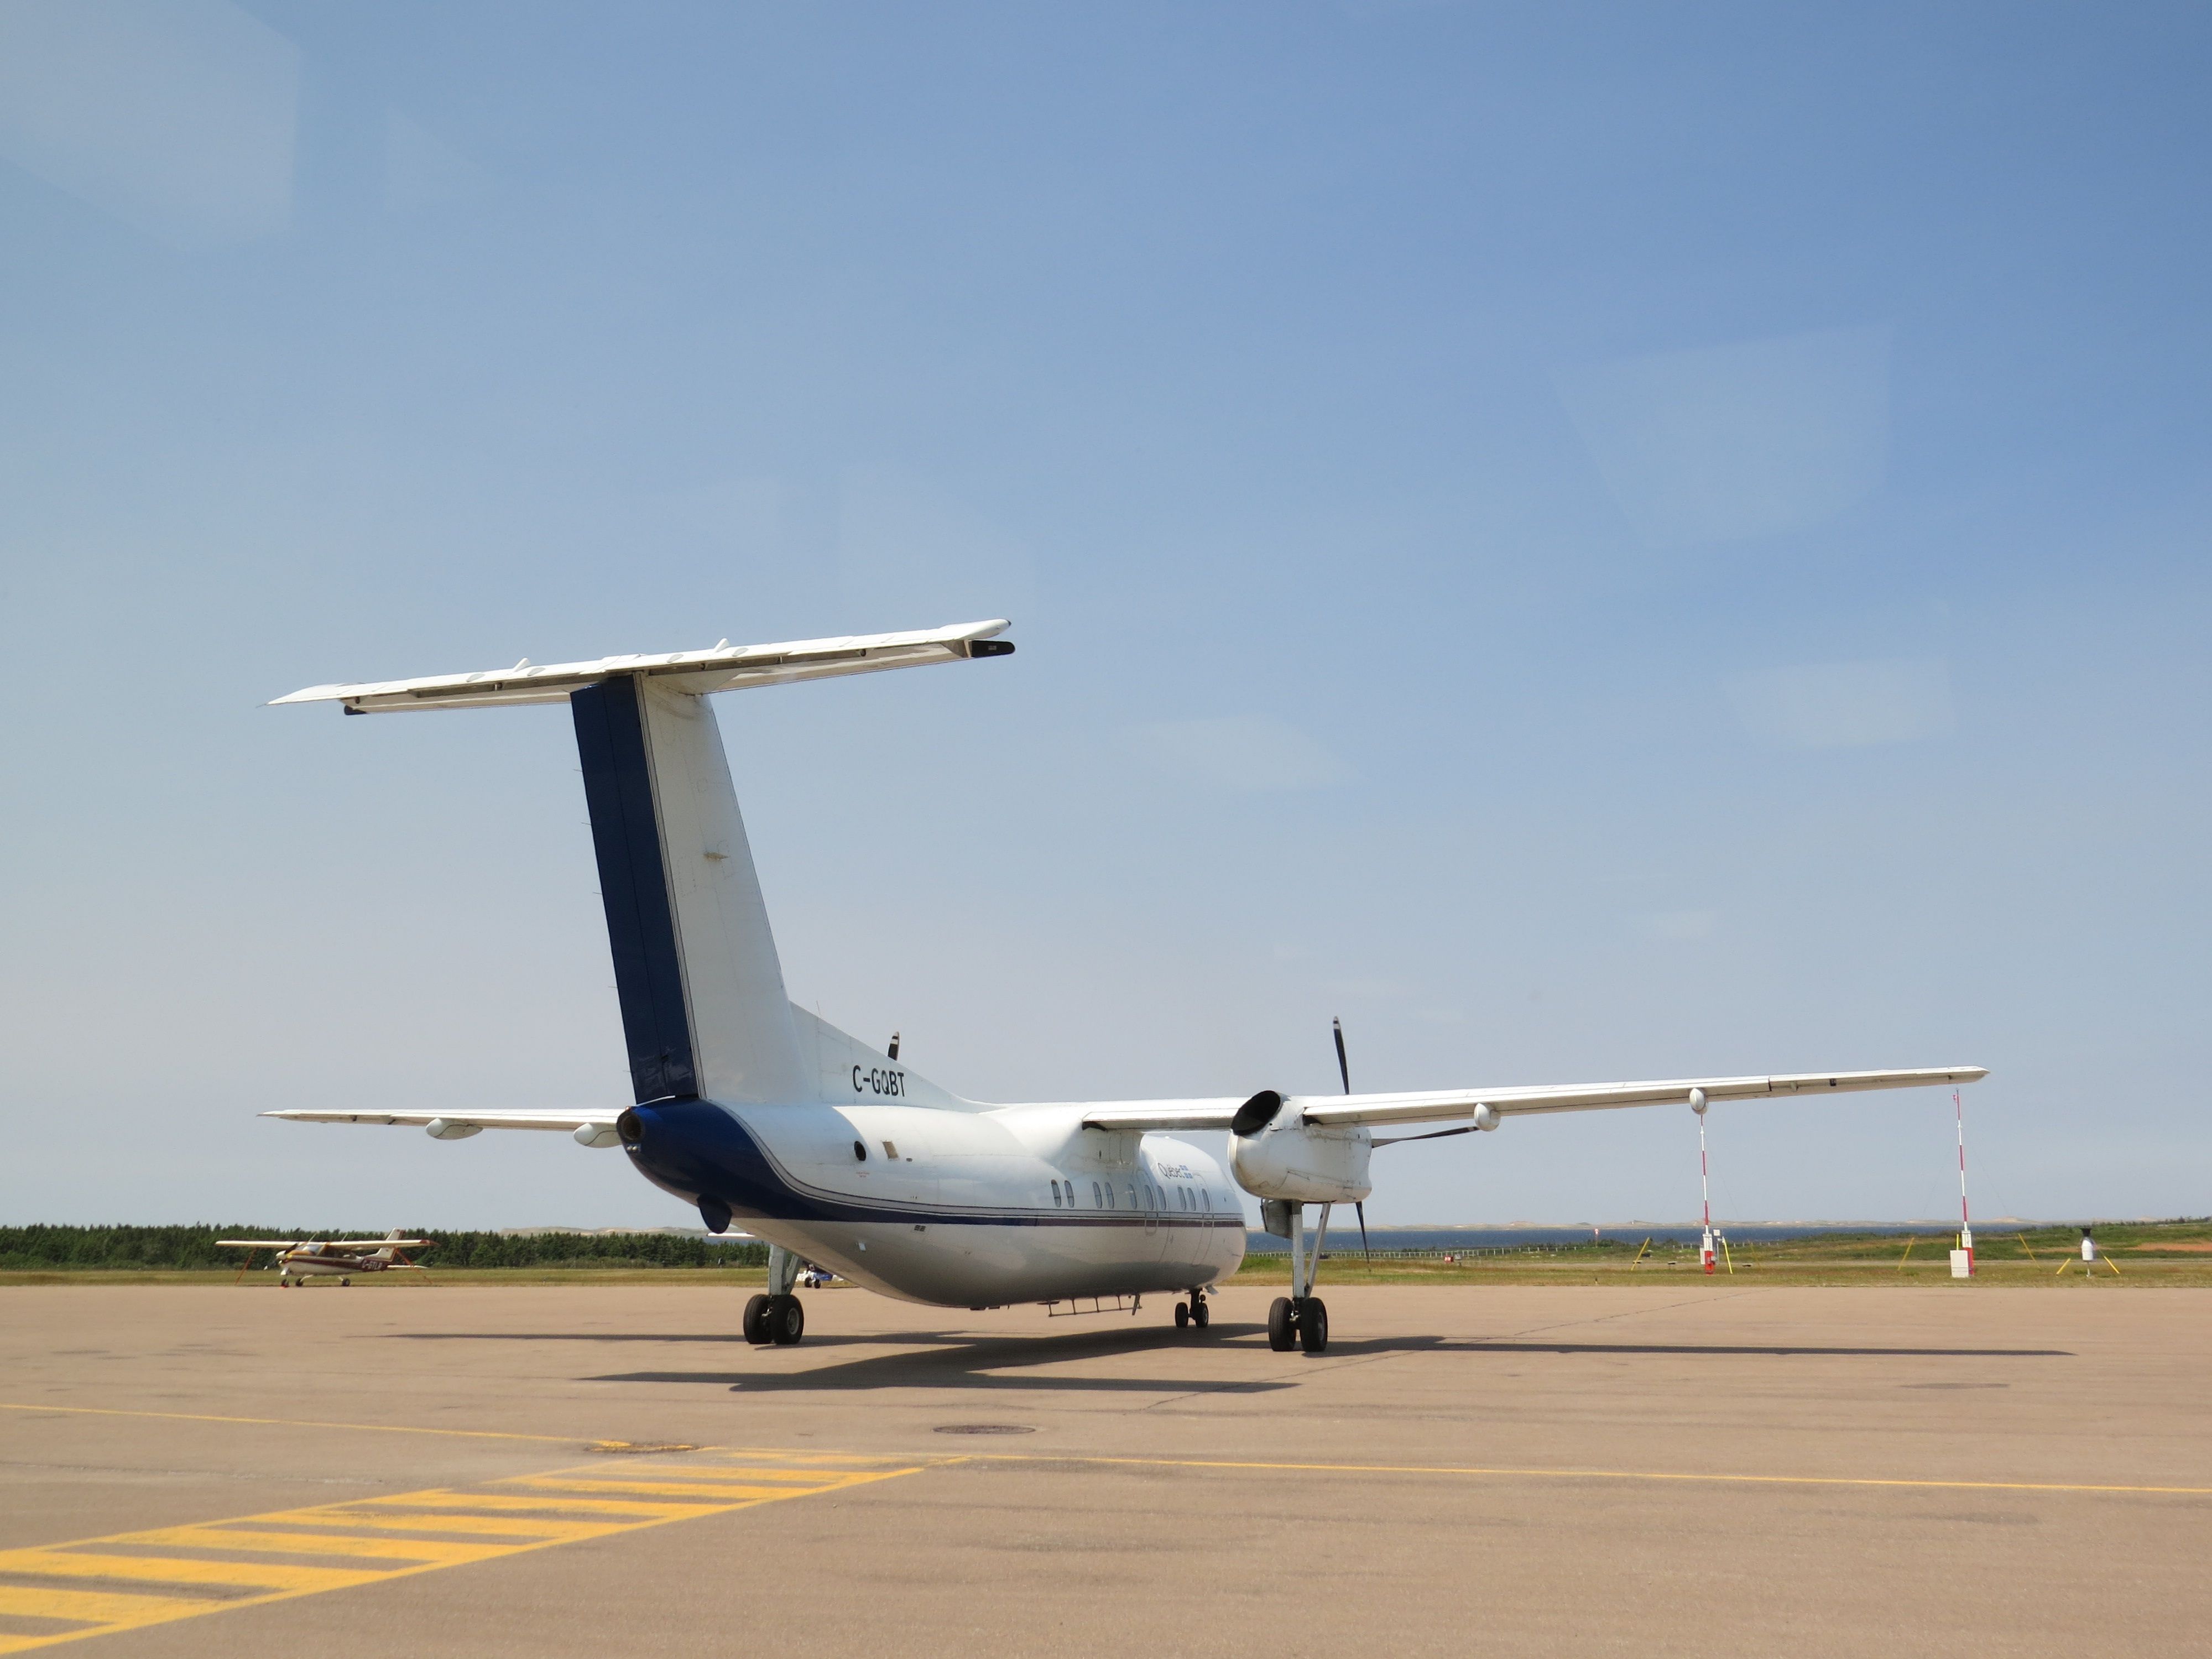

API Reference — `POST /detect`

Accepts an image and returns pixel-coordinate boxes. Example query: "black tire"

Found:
[1174,1301,1191,1329]
[1298,1297,1329,1354]
[1192,1300,1211,1329]
[1267,1296,1296,1352]
[770,1295,805,1346]
[742,1293,773,1345]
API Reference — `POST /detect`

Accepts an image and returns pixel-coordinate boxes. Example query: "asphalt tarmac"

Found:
[3,1281,2205,1657]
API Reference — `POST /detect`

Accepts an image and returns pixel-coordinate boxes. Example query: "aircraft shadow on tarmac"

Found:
[1318,1337,2074,1358]
[383,1324,2067,1394]
[392,1322,1297,1394]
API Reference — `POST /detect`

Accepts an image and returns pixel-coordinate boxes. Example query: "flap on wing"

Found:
[1299,1066,1988,1129]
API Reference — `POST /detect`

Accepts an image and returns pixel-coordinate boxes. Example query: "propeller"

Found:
[1334,1016,1371,1263]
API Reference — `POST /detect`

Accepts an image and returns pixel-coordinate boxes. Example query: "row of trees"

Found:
[0,1225,770,1271]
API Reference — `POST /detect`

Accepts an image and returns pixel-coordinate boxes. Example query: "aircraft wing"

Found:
[217,1239,307,1249]
[1079,1099,1245,1131]
[264,1108,620,1131]
[1081,1067,1986,1134]
[316,1240,434,1251]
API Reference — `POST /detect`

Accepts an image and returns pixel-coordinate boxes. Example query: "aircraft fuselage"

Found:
[620,1098,1245,1306]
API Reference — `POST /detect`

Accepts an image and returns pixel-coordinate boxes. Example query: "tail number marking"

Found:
[853,1066,907,1097]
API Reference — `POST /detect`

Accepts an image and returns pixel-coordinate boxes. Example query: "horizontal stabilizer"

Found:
[265,1108,622,1147]
[272,619,1014,713]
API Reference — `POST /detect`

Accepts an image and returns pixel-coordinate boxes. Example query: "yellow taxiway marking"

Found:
[0,1452,922,1654]
[979,1453,2212,1499]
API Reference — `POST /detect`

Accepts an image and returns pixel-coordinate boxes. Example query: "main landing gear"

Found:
[1173,1290,1212,1330]
[1267,1203,1333,1354]
[743,1244,807,1347]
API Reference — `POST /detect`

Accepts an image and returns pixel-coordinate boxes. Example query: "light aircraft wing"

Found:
[1081,1067,1986,1134]
[269,620,1013,713]
[217,1239,307,1249]
[264,1109,620,1131]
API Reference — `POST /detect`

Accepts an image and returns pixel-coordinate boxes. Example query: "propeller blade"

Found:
[1333,1016,1350,1094]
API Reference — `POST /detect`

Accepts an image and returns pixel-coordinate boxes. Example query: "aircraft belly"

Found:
[753,1219,1244,1308]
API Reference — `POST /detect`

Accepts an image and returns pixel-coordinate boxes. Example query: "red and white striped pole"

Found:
[1955,1087,1974,1275]
[1693,1088,1715,1274]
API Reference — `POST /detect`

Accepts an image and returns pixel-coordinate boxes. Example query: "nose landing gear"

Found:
[1173,1290,1212,1331]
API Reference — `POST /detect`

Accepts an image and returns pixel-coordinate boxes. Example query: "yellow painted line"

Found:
[123,1527,512,1566]
[504,1476,845,1501]
[346,1489,712,1520]
[0,1400,586,1447]
[0,1551,385,1592]
[270,1510,605,1542]
[0,1453,925,1653]
[0,1585,209,1624]
[979,1453,2212,1499]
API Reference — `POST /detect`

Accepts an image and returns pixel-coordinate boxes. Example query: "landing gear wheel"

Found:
[341,1279,351,1287]
[1192,1298,1211,1329]
[742,1293,773,1345]
[1175,1301,1191,1329]
[1267,1296,1296,1352]
[1297,1297,1328,1354]
[769,1294,805,1346]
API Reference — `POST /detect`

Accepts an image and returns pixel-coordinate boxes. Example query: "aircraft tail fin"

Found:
[276,623,1014,1109]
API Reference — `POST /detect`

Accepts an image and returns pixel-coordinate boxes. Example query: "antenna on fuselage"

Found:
[888,1031,900,1061]
[1334,1016,1371,1262]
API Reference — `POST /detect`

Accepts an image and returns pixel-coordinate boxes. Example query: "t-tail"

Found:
[273,621,1015,1110]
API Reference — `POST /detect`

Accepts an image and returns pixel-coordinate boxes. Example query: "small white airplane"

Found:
[218,1230,434,1287]
[267,620,1984,1352]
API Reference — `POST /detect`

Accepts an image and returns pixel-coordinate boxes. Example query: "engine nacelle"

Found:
[425,1118,482,1140]
[1229,1091,1373,1204]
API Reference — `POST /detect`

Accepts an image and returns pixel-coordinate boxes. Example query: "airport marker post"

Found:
[1691,1088,1715,1274]
[1952,1086,1975,1279]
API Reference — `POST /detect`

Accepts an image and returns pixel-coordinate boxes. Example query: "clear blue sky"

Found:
[3,2,2206,1229]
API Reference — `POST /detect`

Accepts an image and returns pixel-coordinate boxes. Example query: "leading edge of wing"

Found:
[263,1109,621,1131]
[1299,1066,1989,1129]
[1072,1068,1984,1135]
[1075,1099,1246,1132]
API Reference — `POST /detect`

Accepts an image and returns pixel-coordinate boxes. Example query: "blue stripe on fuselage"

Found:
[572,677,696,1104]
[623,1100,1241,1230]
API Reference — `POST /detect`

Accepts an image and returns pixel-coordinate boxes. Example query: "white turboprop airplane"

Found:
[218,1231,433,1287]
[267,620,1985,1352]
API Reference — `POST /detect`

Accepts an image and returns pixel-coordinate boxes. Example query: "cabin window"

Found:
[1105,1183,1115,1209]
[882,1140,899,1160]
[1179,1187,1190,1211]
[1092,1181,1103,1207]
[1201,1187,1211,1211]
[1048,1180,1060,1206]
[852,1140,867,1162]
[1127,1183,1139,1210]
